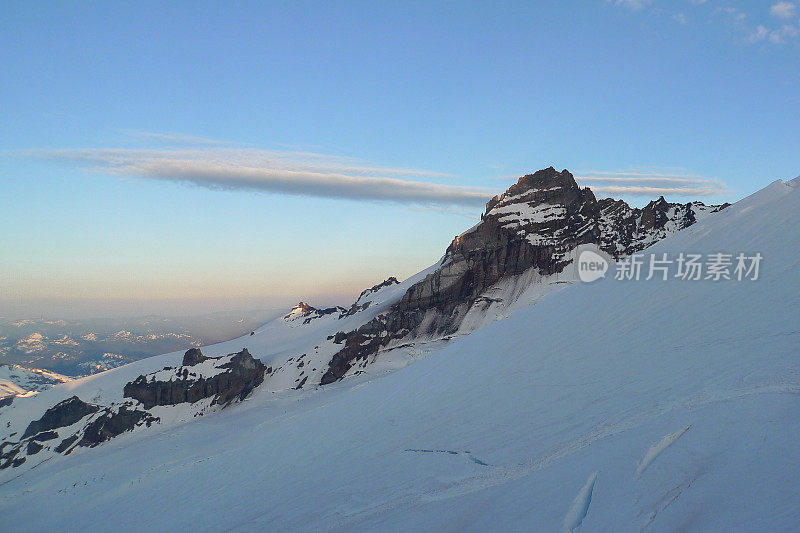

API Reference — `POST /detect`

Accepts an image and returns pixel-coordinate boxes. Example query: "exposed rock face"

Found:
[343,277,400,317]
[123,348,266,409]
[284,303,348,324]
[321,167,728,384]
[78,406,158,447]
[183,347,207,366]
[598,197,729,258]
[22,396,99,438]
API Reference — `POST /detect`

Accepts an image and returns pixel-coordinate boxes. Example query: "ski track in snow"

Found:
[635,425,691,479]
[562,471,598,532]
[405,449,492,467]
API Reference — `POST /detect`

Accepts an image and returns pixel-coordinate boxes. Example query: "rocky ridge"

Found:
[123,348,267,409]
[319,167,728,384]
[1,347,267,470]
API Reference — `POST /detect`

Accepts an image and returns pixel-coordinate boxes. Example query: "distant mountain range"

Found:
[0,310,283,381]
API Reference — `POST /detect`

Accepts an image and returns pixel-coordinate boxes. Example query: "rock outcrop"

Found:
[78,405,158,447]
[123,348,267,409]
[1,397,158,469]
[284,303,348,325]
[343,277,400,317]
[22,396,99,438]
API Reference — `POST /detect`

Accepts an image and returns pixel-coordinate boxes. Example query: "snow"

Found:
[492,202,567,229]
[1,178,800,531]
[562,471,598,532]
[0,365,72,399]
[635,425,691,479]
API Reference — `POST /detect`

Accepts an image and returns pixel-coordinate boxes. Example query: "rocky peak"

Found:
[285,302,313,320]
[284,302,347,324]
[319,167,730,385]
[183,348,207,366]
[485,167,583,213]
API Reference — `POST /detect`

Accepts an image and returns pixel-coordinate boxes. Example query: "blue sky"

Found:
[1,0,798,316]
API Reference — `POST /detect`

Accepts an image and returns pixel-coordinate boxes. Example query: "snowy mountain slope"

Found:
[0,365,72,400]
[0,170,730,479]
[0,177,798,530]
[0,263,441,474]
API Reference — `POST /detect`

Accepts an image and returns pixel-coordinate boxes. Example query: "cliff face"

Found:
[321,167,728,384]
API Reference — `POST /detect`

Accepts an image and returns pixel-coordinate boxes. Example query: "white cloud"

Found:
[770,2,796,19]
[19,147,495,207]
[118,129,234,146]
[716,6,747,23]
[750,24,769,42]
[673,13,689,25]
[575,170,728,197]
[769,23,800,42]
[608,0,652,11]
[590,185,724,197]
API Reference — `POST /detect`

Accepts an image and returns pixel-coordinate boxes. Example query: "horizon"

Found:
[2,1,799,317]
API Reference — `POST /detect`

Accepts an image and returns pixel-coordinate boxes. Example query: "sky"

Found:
[1,0,798,317]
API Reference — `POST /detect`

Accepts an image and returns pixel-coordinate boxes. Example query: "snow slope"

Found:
[1,178,799,531]
[0,365,72,399]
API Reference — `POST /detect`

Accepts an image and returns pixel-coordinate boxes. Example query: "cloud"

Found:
[750,24,769,42]
[118,129,235,146]
[590,185,724,197]
[608,0,652,11]
[18,147,494,207]
[610,1,799,46]
[769,23,800,43]
[770,1,796,19]
[574,170,728,197]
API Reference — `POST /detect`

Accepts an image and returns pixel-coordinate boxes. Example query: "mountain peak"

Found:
[486,167,579,213]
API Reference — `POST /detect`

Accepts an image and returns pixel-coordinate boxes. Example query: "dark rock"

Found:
[78,406,159,447]
[343,277,400,317]
[26,440,43,455]
[30,430,59,442]
[182,348,207,366]
[54,434,79,454]
[22,396,99,438]
[0,396,13,408]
